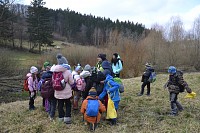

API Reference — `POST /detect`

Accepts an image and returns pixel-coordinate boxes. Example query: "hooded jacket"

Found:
[81,96,106,124]
[27,73,38,92]
[141,66,154,83]
[167,71,192,93]
[112,55,123,74]
[54,65,74,99]
[99,74,120,102]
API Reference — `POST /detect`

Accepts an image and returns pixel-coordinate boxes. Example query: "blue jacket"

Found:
[112,55,123,74]
[99,74,120,102]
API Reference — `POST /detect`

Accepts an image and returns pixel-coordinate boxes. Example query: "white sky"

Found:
[22,0,200,31]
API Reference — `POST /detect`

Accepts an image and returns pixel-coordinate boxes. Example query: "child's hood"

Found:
[105,74,113,82]
[54,65,67,72]
[26,73,32,77]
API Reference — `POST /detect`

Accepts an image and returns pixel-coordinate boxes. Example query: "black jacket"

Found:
[141,67,154,83]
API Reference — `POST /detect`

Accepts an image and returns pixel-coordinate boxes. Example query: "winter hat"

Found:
[84,64,91,71]
[88,87,97,97]
[102,61,111,69]
[75,65,82,72]
[43,61,51,69]
[30,66,38,74]
[56,53,68,65]
[98,53,106,61]
[145,63,151,67]
[168,66,176,74]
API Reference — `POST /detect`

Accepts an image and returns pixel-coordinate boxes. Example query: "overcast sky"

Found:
[22,0,200,31]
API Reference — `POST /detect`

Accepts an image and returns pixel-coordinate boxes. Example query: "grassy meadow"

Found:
[0,73,200,133]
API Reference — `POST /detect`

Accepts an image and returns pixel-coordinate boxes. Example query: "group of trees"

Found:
[0,0,146,53]
[145,16,200,71]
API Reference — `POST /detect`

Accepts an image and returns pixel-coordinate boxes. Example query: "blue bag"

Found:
[86,99,99,117]
[148,72,156,83]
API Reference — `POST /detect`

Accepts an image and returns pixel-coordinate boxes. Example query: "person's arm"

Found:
[177,76,192,93]
[28,77,34,92]
[67,71,74,86]
[80,100,87,114]
[99,100,106,113]
[98,87,107,100]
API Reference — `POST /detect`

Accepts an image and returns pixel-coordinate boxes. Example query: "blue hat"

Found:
[168,66,176,74]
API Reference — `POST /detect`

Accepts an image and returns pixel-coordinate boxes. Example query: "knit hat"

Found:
[75,65,82,72]
[56,53,68,65]
[98,53,106,61]
[30,66,38,74]
[43,61,51,69]
[88,87,97,97]
[145,63,151,67]
[84,64,91,71]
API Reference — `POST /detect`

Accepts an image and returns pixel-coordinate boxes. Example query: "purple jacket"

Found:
[27,73,38,92]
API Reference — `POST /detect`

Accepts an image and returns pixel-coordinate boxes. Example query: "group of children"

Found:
[24,52,195,131]
[25,53,123,131]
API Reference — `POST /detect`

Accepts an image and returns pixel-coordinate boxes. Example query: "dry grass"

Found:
[1,73,200,133]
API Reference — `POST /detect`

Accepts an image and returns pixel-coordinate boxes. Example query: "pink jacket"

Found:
[27,73,38,92]
[54,65,74,99]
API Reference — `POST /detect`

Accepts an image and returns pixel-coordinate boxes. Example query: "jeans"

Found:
[140,82,150,95]
[170,92,183,115]
[48,97,57,118]
[29,90,36,109]
[57,99,71,118]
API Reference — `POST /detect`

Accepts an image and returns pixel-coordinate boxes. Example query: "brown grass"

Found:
[1,73,200,133]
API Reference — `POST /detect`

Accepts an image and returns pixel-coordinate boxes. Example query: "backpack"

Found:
[41,78,54,98]
[176,71,185,92]
[52,72,65,91]
[23,77,29,91]
[76,78,86,91]
[113,77,124,93]
[148,72,156,83]
[118,59,123,66]
[108,78,124,93]
[23,74,31,91]
[86,99,99,117]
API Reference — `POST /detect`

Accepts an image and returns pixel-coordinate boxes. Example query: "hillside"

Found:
[0,73,200,133]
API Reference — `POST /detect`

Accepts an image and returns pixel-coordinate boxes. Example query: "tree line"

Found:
[0,0,146,53]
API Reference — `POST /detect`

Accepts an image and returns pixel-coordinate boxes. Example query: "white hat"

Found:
[50,64,56,72]
[30,66,38,74]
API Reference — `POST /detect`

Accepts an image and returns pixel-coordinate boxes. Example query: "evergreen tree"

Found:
[26,0,53,53]
[0,1,14,46]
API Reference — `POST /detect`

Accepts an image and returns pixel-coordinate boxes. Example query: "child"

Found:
[38,61,52,112]
[99,74,120,125]
[54,54,74,124]
[81,87,106,131]
[164,66,192,116]
[138,63,154,96]
[80,64,93,100]
[72,64,84,110]
[27,66,38,110]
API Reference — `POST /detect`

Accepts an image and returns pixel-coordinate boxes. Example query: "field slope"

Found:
[0,73,200,133]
